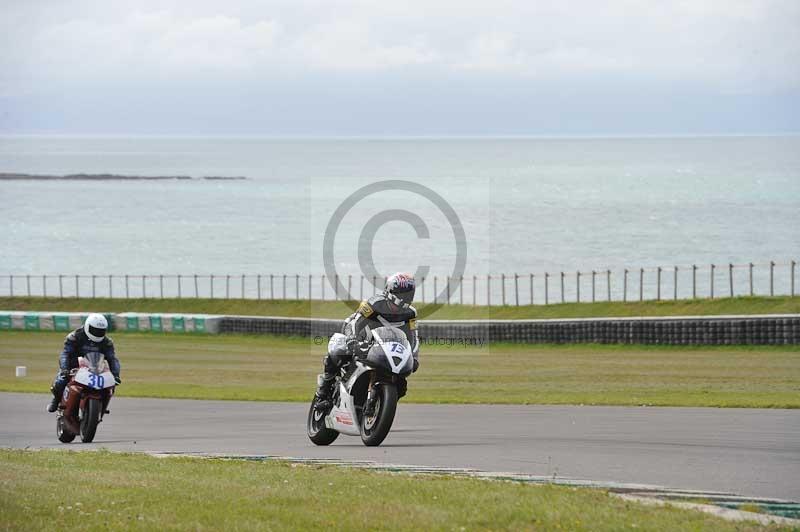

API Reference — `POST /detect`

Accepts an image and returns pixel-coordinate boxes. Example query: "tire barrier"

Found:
[2,311,798,344]
[217,314,800,345]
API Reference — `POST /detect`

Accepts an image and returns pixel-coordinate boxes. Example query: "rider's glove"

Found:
[345,336,359,356]
[114,376,122,385]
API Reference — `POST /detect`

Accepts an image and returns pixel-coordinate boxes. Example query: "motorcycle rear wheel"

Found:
[307,398,339,446]
[56,415,76,443]
[80,398,101,443]
[360,383,397,447]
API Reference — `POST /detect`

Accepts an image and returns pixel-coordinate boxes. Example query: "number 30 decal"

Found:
[88,374,105,388]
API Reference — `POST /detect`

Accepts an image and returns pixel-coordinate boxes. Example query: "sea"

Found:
[1,135,798,304]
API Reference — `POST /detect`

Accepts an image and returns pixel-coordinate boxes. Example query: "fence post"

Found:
[125,275,129,298]
[257,274,262,300]
[91,275,96,298]
[43,275,47,298]
[544,273,549,305]
[606,270,611,301]
[671,267,676,300]
[269,274,274,299]
[434,276,438,304]
[223,275,228,298]
[656,267,661,301]
[487,275,491,306]
[59,274,63,298]
[308,274,312,300]
[460,275,464,305]
[447,276,451,304]
[591,270,596,302]
[76,275,80,298]
[160,275,164,299]
[692,265,697,298]
[421,277,425,303]
[514,274,519,306]
[142,275,146,298]
[211,275,215,298]
[360,276,364,301]
[639,268,643,302]
[472,275,476,306]
[177,275,182,299]
[576,271,580,302]
[194,274,199,298]
[770,261,775,296]
[792,260,796,297]
[749,263,754,296]
[8,275,12,297]
[242,275,246,299]
[372,276,377,292]
[501,274,506,305]
[297,274,301,300]
[321,275,325,300]
[560,272,565,303]
[27,274,31,297]
[109,275,113,299]
[623,269,628,302]
[530,274,534,305]
[283,274,287,299]
[728,263,734,297]
[710,264,715,299]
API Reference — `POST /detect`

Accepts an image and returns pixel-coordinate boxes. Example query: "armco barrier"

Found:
[2,311,798,344]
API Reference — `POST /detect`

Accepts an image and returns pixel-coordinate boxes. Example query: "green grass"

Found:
[2,331,798,407]
[0,450,787,531]
[1,295,799,320]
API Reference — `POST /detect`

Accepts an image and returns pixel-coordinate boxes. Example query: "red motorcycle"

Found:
[56,352,116,443]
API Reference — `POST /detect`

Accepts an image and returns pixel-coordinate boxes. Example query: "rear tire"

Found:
[307,398,339,446]
[80,398,101,443]
[57,415,76,443]
[360,383,397,447]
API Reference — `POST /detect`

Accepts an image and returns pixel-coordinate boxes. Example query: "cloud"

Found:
[0,0,797,134]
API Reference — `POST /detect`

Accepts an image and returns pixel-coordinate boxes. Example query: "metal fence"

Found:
[0,260,796,305]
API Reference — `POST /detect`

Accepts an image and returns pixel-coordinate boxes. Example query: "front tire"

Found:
[80,398,101,443]
[307,398,339,446]
[360,383,397,447]
[57,415,76,443]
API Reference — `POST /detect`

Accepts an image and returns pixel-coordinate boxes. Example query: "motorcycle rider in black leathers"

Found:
[315,272,420,407]
[47,313,121,412]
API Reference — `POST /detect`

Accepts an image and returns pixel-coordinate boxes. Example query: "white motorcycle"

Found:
[307,327,414,447]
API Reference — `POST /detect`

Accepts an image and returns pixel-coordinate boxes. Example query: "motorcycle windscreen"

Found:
[82,351,106,373]
[368,327,413,375]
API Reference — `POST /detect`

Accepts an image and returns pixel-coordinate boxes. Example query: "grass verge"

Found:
[1,331,798,407]
[1,295,799,320]
[0,449,787,531]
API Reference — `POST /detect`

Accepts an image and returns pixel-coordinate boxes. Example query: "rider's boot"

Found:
[47,383,64,413]
[314,375,335,409]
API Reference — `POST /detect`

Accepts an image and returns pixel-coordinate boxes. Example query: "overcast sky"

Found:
[1,0,798,136]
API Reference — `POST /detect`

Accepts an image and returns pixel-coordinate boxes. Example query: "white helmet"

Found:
[84,313,108,342]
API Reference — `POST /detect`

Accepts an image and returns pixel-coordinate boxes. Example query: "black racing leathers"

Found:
[320,293,419,396]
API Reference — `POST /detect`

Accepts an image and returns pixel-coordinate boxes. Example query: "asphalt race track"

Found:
[2,393,798,501]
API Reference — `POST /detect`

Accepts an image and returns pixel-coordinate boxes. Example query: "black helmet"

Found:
[385,272,415,306]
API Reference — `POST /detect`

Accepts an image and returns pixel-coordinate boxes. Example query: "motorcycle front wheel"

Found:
[307,397,339,446]
[80,398,101,443]
[56,415,76,443]
[360,383,397,447]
